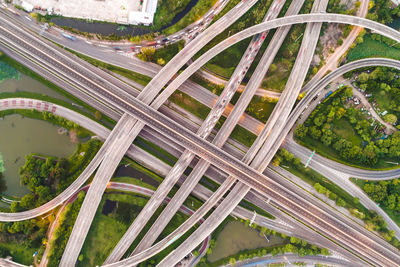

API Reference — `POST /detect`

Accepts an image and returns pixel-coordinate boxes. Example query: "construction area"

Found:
[22,0,158,25]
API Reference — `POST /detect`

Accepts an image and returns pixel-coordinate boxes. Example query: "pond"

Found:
[0,114,76,197]
[114,164,159,188]
[0,73,73,103]
[207,220,286,262]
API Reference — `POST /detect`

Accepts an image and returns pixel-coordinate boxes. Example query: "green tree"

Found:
[157,58,166,66]
[384,114,397,124]
[94,110,102,121]
[358,72,369,83]
[295,124,309,140]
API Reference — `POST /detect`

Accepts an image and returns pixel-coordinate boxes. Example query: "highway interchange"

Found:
[3,12,400,267]
[1,1,400,266]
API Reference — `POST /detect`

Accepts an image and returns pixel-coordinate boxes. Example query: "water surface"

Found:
[208,220,286,262]
[0,114,76,197]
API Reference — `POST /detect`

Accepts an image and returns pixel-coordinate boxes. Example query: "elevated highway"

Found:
[116,0,308,263]
[157,0,330,265]
[2,12,400,266]
[59,1,262,264]
[105,0,288,262]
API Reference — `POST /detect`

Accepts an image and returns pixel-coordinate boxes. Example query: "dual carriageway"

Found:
[1,2,400,266]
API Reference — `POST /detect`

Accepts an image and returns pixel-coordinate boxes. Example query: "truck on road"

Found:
[325,90,333,99]
[61,33,75,41]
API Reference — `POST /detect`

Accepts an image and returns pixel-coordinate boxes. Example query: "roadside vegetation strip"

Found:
[198,217,328,267]
[63,47,152,86]
[274,149,400,250]
[47,191,85,267]
[351,178,400,232]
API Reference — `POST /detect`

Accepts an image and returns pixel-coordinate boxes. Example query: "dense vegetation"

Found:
[153,0,193,30]
[137,40,185,65]
[47,191,85,266]
[295,86,400,168]
[10,139,100,212]
[366,0,400,24]
[0,216,48,265]
[274,149,399,247]
[349,67,400,120]
[0,173,5,193]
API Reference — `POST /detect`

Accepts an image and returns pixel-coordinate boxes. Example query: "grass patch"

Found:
[134,136,178,166]
[64,48,151,86]
[347,34,400,62]
[78,192,145,266]
[0,242,36,265]
[281,162,363,211]
[120,157,165,184]
[240,199,274,219]
[332,118,362,146]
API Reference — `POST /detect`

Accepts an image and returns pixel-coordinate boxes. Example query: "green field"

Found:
[332,118,362,146]
[347,34,400,62]
[0,242,36,265]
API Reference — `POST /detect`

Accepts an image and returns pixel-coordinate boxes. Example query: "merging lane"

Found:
[2,13,400,266]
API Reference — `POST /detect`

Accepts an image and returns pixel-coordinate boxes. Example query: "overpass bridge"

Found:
[2,8,400,267]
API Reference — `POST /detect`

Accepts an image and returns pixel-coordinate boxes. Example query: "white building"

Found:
[21,1,34,12]
[129,0,158,25]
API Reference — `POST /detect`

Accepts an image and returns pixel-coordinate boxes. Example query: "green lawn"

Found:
[347,34,400,62]
[78,193,145,266]
[332,118,362,146]
[0,242,36,265]
[204,39,252,79]
[79,214,128,266]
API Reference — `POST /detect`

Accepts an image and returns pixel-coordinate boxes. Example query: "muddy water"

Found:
[0,114,76,197]
[208,220,286,262]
